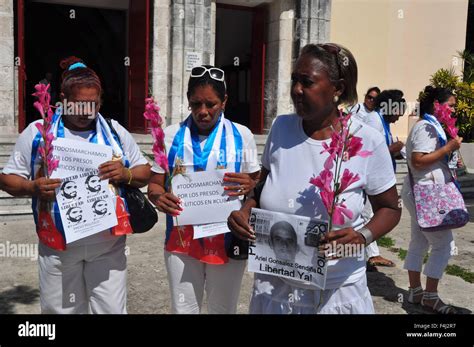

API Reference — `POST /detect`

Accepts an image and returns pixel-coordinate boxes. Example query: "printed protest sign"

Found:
[171,169,241,226]
[50,138,118,243]
[248,208,329,289]
[56,169,117,243]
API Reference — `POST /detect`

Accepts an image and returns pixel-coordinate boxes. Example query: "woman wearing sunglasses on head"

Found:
[148,65,260,314]
[228,44,401,314]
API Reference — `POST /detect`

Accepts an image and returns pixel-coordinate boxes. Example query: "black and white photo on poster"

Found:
[248,208,329,289]
[56,168,117,243]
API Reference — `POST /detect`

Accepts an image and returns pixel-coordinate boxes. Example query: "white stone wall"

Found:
[263,0,332,131]
[151,0,171,124]
[264,0,296,131]
[164,0,215,126]
[296,0,332,51]
[0,0,16,134]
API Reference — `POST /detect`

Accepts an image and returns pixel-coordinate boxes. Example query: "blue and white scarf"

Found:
[30,111,130,236]
[165,113,243,243]
[377,111,396,172]
[422,113,447,148]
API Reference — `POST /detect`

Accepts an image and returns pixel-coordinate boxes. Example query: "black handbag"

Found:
[105,119,158,233]
[121,185,158,233]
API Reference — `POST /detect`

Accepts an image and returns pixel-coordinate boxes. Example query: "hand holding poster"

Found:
[248,208,329,289]
[49,138,118,243]
[171,169,242,226]
[50,138,112,179]
[56,169,117,243]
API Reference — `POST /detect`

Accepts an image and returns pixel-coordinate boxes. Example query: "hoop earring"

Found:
[333,95,339,103]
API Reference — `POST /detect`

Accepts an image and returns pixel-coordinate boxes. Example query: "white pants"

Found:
[249,274,374,314]
[366,242,380,259]
[38,236,127,314]
[401,180,455,279]
[164,251,246,314]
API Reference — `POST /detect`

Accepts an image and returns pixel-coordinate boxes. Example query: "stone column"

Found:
[294,0,332,54]
[167,0,214,126]
[263,0,332,131]
[0,0,16,134]
[150,0,171,124]
[263,0,296,131]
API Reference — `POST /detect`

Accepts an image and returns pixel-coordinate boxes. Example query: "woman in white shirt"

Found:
[0,56,151,313]
[228,44,401,314]
[402,86,462,314]
[148,65,260,314]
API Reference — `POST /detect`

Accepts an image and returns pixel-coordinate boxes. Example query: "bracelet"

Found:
[127,168,133,185]
[358,226,374,246]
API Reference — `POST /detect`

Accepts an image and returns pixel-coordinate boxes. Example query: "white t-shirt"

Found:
[405,120,451,184]
[151,121,260,174]
[350,102,385,136]
[3,119,149,246]
[258,114,396,289]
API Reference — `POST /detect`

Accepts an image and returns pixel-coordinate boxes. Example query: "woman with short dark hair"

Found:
[148,65,260,314]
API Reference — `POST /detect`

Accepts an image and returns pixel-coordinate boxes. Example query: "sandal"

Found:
[407,286,423,304]
[421,291,458,314]
[368,256,396,267]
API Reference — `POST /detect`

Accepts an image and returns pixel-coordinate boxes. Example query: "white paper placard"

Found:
[171,169,241,226]
[248,208,329,290]
[49,138,118,243]
[193,222,230,239]
[50,138,112,179]
[56,169,117,243]
[185,51,203,71]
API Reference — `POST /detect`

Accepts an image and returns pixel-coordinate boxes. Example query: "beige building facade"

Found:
[331,0,469,140]
[0,0,470,138]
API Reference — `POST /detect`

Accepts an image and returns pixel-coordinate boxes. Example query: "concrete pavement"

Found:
[0,201,472,314]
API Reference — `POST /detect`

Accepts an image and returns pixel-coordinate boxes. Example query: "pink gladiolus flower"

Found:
[38,147,46,159]
[48,159,59,176]
[345,136,373,160]
[338,169,360,194]
[310,169,333,192]
[35,123,44,134]
[155,151,169,172]
[332,202,354,225]
[312,110,372,228]
[144,97,168,173]
[340,111,351,128]
[151,126,165,143]
[321,131,343,164]
[33,83,59,178]
[433,101,459,139]
[320,190,334,214]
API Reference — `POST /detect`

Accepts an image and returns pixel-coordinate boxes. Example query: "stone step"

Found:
[458,173,474,187]
[461,186,474,199]
[0,193,31,206]
[0,205,32,222]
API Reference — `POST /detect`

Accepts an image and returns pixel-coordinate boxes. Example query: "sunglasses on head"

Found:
[191,66,225,82]
[317,43,342,79]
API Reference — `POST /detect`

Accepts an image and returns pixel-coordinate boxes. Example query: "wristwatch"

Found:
[357,226,374,246]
